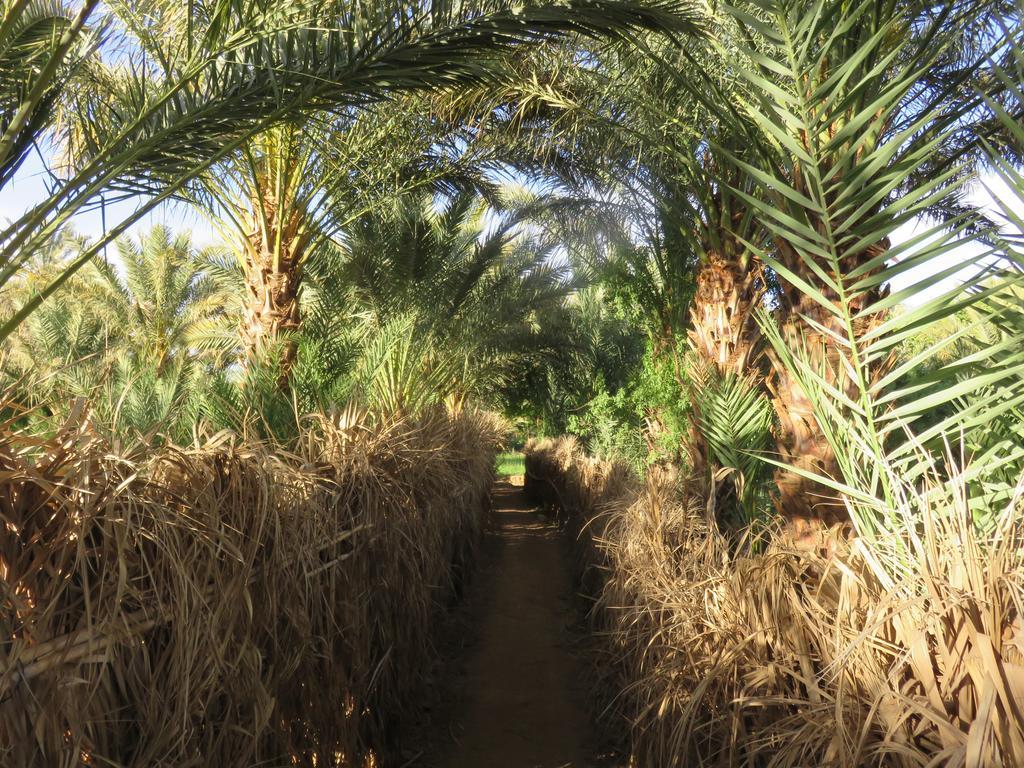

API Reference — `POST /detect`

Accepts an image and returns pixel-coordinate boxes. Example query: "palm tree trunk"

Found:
[767,309,844,536]
[768,237,891,541]
[685,253,764,520]
[688,253,763,376]
[240,249,302,384]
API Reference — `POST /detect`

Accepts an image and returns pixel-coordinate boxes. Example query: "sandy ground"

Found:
[411,480,601,768]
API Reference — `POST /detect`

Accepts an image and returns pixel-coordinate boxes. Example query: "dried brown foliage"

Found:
[526,437,1024,767]
[1,406,503,767]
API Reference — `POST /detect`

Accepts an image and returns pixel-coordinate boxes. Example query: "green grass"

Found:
[495,452,525,477]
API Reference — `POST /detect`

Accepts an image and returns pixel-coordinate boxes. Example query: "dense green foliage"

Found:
[2,0,1023,538]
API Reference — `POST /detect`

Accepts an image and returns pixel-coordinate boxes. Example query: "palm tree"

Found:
[716,0,1013,529]
[461,1,1015,528]
[455,35,777,519]
[1,0,694,341]
[192,105,492,379]
[88,226,233,375]
[315,189,579,413]
[3,226,232,437]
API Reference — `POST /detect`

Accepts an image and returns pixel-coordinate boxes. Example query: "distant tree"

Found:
[3,226,232,439]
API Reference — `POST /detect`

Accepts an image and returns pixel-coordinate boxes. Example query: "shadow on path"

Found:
[417,481,597,768]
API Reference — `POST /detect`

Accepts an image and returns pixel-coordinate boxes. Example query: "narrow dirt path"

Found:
[420,480,597,768]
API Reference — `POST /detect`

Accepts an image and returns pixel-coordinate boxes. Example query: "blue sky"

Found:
[0,152,220,249]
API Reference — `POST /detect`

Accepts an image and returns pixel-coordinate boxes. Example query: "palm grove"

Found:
[3,0,1024,765]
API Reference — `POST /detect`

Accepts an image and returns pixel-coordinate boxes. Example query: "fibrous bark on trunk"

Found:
[240,258,302,377]
[238,199,309,387]
[685,252,766,523]
[688,253,764,378]
[768,237,892,541]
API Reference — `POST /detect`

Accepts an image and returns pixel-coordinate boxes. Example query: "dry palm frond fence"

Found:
[525,437,1024,768]
[1,407,502,767]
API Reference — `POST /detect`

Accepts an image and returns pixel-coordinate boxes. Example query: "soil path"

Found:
[421,480,596,768]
